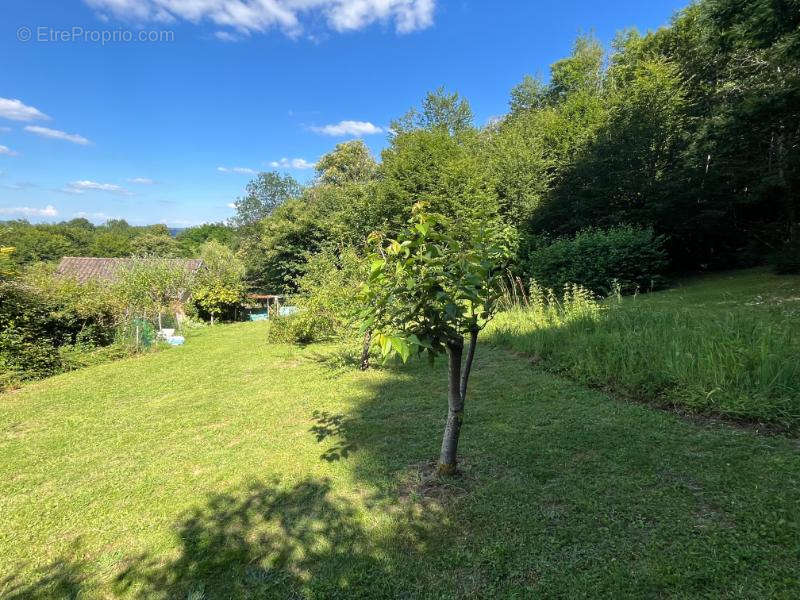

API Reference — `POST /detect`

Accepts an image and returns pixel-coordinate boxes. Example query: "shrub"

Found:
[0,283,63,385]
[113,258,196,331]
[193,240,245,323]
[525,226,668,295]
[0,268,120,387]
[267,248,366,344]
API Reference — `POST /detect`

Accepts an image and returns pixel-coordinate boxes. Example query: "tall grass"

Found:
[488,276,800,429]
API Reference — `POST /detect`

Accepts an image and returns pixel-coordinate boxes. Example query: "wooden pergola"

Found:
[246,294,287,318]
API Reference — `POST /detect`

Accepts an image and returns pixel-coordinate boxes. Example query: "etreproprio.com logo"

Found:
[17,26,175,45]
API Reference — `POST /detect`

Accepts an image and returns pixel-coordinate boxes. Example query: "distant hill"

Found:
[168,228,185,237]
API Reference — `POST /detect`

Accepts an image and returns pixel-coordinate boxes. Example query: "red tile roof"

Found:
[56,257,204,283]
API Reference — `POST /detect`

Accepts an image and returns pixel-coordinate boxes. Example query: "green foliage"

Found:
[361,204,514,361]
[113,258,196,323]
[0,218,197,268]
[176,223,237,257]
[0,246,16,280]
[547,34,605,102]
[267,248,366,344]
[231,171,302,231]
[391,86,474,136]
[0,222,73,264]
[193,240,245,321]
[90,232,132,257]
[509,74,547,115]
[315,140,377,186]
[0,268,119,387]
[0,283,62,385]
[526,226,668,295]
[242,197,327,293]
[379,126,497,234]
[488,269,800,429]
[130,232,179,257]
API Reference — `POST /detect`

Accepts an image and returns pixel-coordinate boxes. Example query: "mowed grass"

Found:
[488,269,800,430]
[1,315,799,598]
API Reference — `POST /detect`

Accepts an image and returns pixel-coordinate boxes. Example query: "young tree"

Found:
[193,240,245,324]
[114,258,196,334]
[360,204,514,475]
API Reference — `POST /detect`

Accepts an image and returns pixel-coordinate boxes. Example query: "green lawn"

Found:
[2,273,800,598]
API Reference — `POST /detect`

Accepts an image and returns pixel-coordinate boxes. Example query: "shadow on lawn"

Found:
[310,410,359,461]
[1,556,87,600]
[112,477,447,599]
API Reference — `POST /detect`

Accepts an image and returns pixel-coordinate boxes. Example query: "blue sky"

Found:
[1,0,688,227]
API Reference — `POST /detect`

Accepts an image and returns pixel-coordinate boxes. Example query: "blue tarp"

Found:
[248,307,298,321]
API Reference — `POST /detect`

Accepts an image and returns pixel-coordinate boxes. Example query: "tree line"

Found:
[241,0,799,293]
[4,0,798,292]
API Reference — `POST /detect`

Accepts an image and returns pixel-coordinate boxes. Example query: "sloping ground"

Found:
[1,319,799,598]
[489,268,800,429]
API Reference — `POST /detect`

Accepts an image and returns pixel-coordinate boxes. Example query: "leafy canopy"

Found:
[231,172,302,230]
[193,240,246,318]
[360,203,514,362]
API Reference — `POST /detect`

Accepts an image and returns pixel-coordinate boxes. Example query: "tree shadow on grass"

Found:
[310,410,359,461]
[113,477,448,599]
[1,539,90,600]
[1,557,87,600]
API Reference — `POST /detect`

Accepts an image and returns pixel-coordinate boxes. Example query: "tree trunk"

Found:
[359,330,372,371]
[438,338,464,475]
[460,328,478,403]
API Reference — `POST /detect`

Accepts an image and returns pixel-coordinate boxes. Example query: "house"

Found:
[56,257,204,284]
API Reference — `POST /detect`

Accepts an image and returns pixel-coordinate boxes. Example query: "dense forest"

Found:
[3,0,799,291]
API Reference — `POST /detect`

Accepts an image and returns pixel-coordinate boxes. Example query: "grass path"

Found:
[1,321,799,598]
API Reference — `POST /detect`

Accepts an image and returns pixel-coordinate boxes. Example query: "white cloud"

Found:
[127,177,156,184]
[0,98,50,122]
[217,166,256,175]
[328,0,435,32]
[0,145,18,157]
[214,30,240,42]
[63,180,132,195]
[227,202,236,209]
[83,0,436,36]
[72,211,111,220]
[269,157,316,169]
[25,126,91,146]
[0,204,58,218]
[311,120,383,136]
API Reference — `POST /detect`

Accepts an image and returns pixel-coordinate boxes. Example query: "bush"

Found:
[525,226,668,295]
[267,248,366,344]
[0,283,64,385]
[0,268,120,388]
